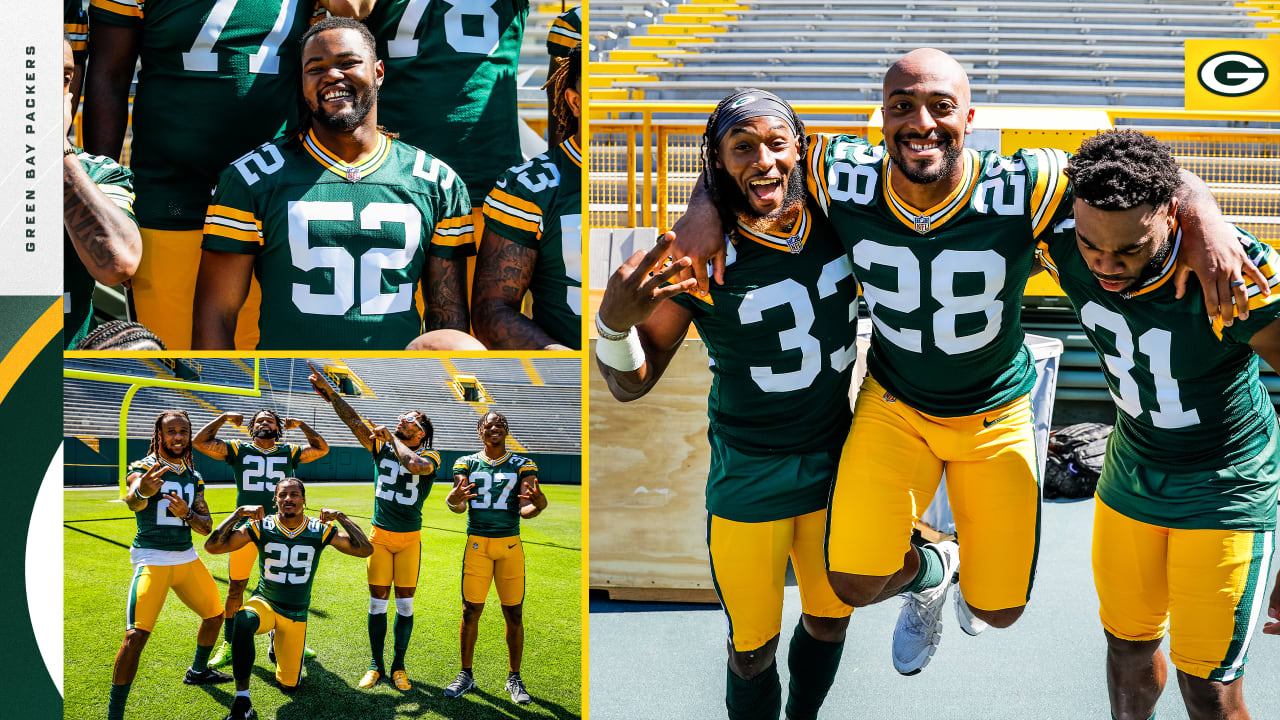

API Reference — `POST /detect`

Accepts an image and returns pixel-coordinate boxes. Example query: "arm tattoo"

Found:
[298,421,328,451]
[473,237,561,349]
[188,492,213,535]
[209,511,241,547]
[336,514,372,553]
[63,160,137,285]
[424,256,470,332]
[329,392,367,437]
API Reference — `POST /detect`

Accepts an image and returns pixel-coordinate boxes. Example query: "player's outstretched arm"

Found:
[308,361,375,451]
[371,426,436,475]
[317,0,377,20]
[445,474,477,514]
[472,228,567,350]
[319,509,374,558]
[1172,169,1268,325]
[205,505,263,554]
[191,412,242,460]
[424,256,471,335]
[519,476,548,519]
[82,22,140,159]
[597,233,698,401]
[289,419,330,463]
[192,250,255,349]
[124,464,168,512]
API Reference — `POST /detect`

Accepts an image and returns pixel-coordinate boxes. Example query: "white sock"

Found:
[369,597,389,614]
[395,597,414,617]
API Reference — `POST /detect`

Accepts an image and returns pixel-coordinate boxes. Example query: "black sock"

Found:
[107,682,131,720]
[232,611,259,685]
[726,659,781,720]
[368,612,388,674]
[223,614,235,645]
[785,620,845,720]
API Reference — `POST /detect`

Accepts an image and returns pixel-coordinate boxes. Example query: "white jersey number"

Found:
[375,458,421,506]
[288,201,423,318]
[1080,302,1199,429]
[262,542,315,585]
[182,0,298,75]
[241,455,289,493]
[155,480,196,527]
[469,470,517,510]
[851,242,1006,356]
[387,0,502,57]
[737,256,858,393]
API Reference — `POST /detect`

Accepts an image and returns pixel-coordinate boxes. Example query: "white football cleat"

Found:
[891,540,960,676]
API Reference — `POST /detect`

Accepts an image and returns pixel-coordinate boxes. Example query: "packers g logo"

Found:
[1197,51,1269,97]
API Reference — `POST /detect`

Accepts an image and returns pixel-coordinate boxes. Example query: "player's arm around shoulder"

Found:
[596,233,697,401]
[318,509,374,558]
[446,469,476,514]
[205,505,264,553]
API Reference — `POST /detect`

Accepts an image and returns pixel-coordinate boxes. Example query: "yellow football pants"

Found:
[709,509,853,652]
[126,558,223,632]
[463,535,525,606]
[241,596,307,688]
[228,541,258,583]
[1093,498,1275,681]
[828,375,1041,611]
[367,526,421,588]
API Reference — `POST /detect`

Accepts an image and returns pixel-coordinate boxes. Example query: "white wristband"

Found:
[595,325,645,372]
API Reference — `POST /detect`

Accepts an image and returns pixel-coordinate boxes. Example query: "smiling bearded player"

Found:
[193,16,477,350]
[596,90,856,720]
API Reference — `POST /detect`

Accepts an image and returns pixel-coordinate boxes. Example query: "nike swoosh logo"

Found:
[982,413,1013,428]
[508,543,518,549]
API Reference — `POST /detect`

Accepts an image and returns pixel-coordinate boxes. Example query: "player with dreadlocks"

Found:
[473,43,583,350]
[108,410,229,720]
[595,89,857,720]
[192,407,330,670]
[73,321,164,351]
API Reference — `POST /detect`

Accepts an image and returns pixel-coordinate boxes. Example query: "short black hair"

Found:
[478,411,508,431]
[276,477,305,497]
[300,15,378,60]
[1066,130,1180,211]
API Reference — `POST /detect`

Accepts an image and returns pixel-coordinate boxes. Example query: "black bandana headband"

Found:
[713,89,798,144]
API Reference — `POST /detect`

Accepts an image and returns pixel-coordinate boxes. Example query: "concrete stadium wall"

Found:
[63,438,581,487]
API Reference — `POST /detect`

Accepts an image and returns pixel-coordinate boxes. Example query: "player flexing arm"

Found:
[206,505,373,559]
[371,424,438,476]
[472,44,583,350]
[308,361,375,452]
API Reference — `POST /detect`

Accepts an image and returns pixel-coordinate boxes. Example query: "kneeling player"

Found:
[205,479,373,720]
[443,412,548,704]
[1038,130,1280,719]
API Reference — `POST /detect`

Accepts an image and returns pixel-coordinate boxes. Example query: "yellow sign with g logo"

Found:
[1185,39,1280,110]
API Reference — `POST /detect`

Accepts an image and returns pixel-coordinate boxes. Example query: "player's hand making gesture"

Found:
[135,463,169,498]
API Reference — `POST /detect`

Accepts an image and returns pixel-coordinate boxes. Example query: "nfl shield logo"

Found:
[786,234,803,254]
[345,166,362,182]
[473,542,479,549]
[913,214,931,234]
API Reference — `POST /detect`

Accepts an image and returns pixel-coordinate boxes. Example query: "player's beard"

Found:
[253,425,279,441]
[891,131,961,185]
[311,83,378,133]
[716,163,806,232]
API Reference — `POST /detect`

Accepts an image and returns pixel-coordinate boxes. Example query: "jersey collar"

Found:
[883,148,979,234]
[480,451,512,466]
[302,129,391,182]
[1122,223,1180,299]
[560,136,582,168]
[250,440,282,453]
[155,455,188,474]
[734,203,813,254]
[272,513,308,538]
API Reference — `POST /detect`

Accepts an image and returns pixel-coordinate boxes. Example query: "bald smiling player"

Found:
[664,48,1262,681]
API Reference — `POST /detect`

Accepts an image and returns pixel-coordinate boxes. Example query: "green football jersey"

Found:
[363,0,529,205]
[481,136,582,348]
[810,135,1074,416]
[65,148,138,348]
[126,454,204,551]
[669,201,857,518]
[225,440,301,514]
[546,5,580,57]
[452,451,537,538]
[88,0,314,230]
[1039,222,1280,529]
[66,0,88,60]
[370,437,441,533]
[247,514,334,621]
[202,130,475,349]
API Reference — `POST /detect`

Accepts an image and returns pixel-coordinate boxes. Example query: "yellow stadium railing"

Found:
[588,103,1280,243]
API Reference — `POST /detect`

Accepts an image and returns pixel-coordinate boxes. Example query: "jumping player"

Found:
[191,409,330,668]
[443,411,548,705]
[205,478,374,720]
[194,16,475,350]
[473,43,583,350]
[308,361,441,690]
[1038,129,1280,720]
[108,411,229,720]
[596,90,855,720]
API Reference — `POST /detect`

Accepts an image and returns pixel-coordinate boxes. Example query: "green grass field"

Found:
[64,482,582,720]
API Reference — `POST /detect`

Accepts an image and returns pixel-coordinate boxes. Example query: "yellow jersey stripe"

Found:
[302,129,391,180]
[91,0,142,18]
[562,137,583,168]
[1031,149,1071,238]
[436,215,474,230]
[431,231,475,247]
[207,204,259,226]
[488,187,543,217]
[205,224,264,245]
[483,204,541,234]
[806,133,831,214]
